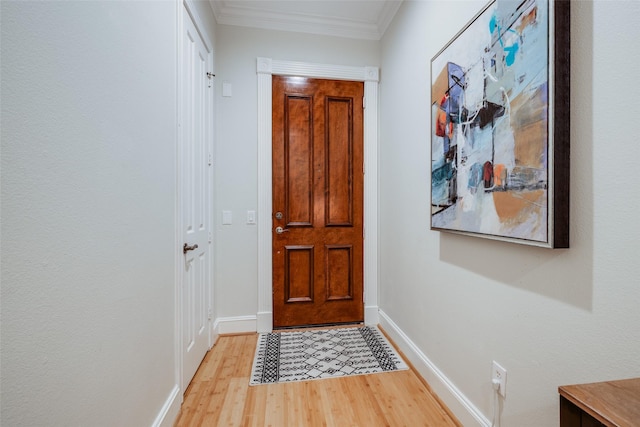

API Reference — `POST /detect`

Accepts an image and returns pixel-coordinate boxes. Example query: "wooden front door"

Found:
[272,76,364,328]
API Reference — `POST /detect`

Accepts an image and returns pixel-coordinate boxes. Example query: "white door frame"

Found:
[256,57,380,333]
[176,0,215,396]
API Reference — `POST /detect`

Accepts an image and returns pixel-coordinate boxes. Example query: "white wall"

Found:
[0,1,214,425]
[214,25,380,322]
[379,1,640,426]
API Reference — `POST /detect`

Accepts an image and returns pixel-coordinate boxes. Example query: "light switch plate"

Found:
[247,210,256,224]
[222,210,232,225]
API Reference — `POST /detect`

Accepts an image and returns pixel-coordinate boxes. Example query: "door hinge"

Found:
[208,307,212,321]
[363,97,366,109]
[208,152,213,166]
[206,72,215,88]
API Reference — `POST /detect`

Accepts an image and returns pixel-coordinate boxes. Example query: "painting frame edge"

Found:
[429,0,570,249]
[550,0,570,249]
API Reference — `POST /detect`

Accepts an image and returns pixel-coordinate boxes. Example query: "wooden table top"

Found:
[559,378,640,427]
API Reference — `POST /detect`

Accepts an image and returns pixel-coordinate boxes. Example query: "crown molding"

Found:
[209,0,402,40]
[376,0,403,38]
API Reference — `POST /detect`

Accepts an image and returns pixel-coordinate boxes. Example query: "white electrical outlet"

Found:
[492,361,507,397]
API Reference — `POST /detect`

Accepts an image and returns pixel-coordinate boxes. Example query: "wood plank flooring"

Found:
[175,331,460,427]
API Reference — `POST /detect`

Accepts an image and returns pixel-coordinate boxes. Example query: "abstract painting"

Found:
[430,0,569,248]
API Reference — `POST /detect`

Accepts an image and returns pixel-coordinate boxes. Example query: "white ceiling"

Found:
[209,0,404,40]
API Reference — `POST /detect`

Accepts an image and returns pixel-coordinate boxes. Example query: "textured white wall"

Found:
[379,1,640,426]
[214,25,380,318]
[0,1,183,425]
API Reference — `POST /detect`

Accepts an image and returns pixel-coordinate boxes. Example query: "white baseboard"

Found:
[378,310,490,427]
[152,384,181,427]
[214,315,257,335]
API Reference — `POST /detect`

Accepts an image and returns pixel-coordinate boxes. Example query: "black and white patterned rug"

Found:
[249,326,408,385]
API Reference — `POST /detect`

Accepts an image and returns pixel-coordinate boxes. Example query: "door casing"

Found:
[256,58,379,333]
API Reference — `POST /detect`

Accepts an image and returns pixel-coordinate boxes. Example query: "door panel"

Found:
[325,245,353,300]
[273,76,364,328]
[285,95,314,226]
[284,245,314,303]
[326,97,353,226]
[181,6,211,392]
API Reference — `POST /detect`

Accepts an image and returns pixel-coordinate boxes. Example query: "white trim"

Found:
[210,0,402,41]
[257,58,273,333]
[364,305,380,325]
[256,311,273,333]
[184,0,212,53]
[174,0,184,408]
[151,385,181,427]
[363,66,379,324]
[257,58,380,333]
[270,60,370,81]
[379,311,490,427]
[214,315,258,335]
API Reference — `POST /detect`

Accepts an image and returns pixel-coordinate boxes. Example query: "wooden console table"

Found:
[558,378,640,426]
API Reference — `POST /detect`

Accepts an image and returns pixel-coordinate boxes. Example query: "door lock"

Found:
[275,226,289,234]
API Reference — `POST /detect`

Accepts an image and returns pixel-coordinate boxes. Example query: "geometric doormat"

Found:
[249,326,408,385]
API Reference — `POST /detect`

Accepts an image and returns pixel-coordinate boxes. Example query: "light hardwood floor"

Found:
[175,330,460,427]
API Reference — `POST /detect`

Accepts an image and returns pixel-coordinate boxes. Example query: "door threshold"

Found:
[273,321,364,332]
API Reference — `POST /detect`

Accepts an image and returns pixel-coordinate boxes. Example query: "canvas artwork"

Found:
[430,0,569,247]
